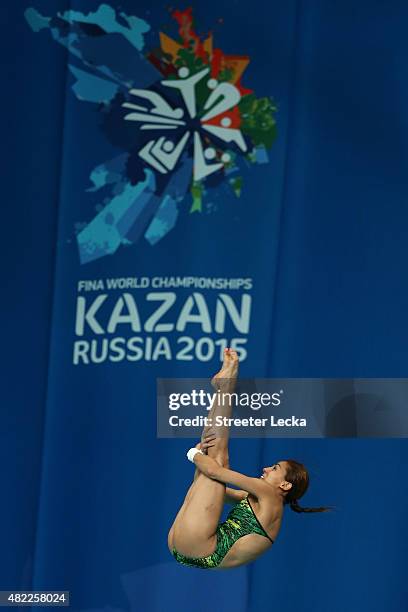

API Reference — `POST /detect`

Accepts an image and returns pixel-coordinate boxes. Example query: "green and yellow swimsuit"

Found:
[171,495,274,569]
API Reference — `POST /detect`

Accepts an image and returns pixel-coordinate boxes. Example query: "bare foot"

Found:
[211,348,239,391]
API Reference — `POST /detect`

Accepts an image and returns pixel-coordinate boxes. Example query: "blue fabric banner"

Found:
[2,1,408,611]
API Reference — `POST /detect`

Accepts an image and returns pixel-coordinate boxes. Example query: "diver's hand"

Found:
[196,431,217,454]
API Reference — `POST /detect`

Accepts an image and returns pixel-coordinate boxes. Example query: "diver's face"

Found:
[260,461,288,485]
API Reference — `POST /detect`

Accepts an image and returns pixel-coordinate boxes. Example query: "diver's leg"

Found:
[167,462,215,550]
[170,471,226,557]
[170,350,239,557]
[203,349,239,467]
[167,434,217,550]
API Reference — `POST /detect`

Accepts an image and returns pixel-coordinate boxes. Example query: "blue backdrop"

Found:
[2,1,408,611]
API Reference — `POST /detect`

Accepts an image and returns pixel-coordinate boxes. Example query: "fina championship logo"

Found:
[25,5,277,264]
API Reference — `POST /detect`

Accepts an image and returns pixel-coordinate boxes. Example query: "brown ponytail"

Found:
[283,459,334,513]
[289,498,333,513]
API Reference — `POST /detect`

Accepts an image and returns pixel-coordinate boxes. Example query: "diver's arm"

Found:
[225,487,247,504]
[193,453,268,498]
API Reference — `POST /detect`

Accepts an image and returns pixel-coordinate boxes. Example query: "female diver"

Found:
[168,348,332,570]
